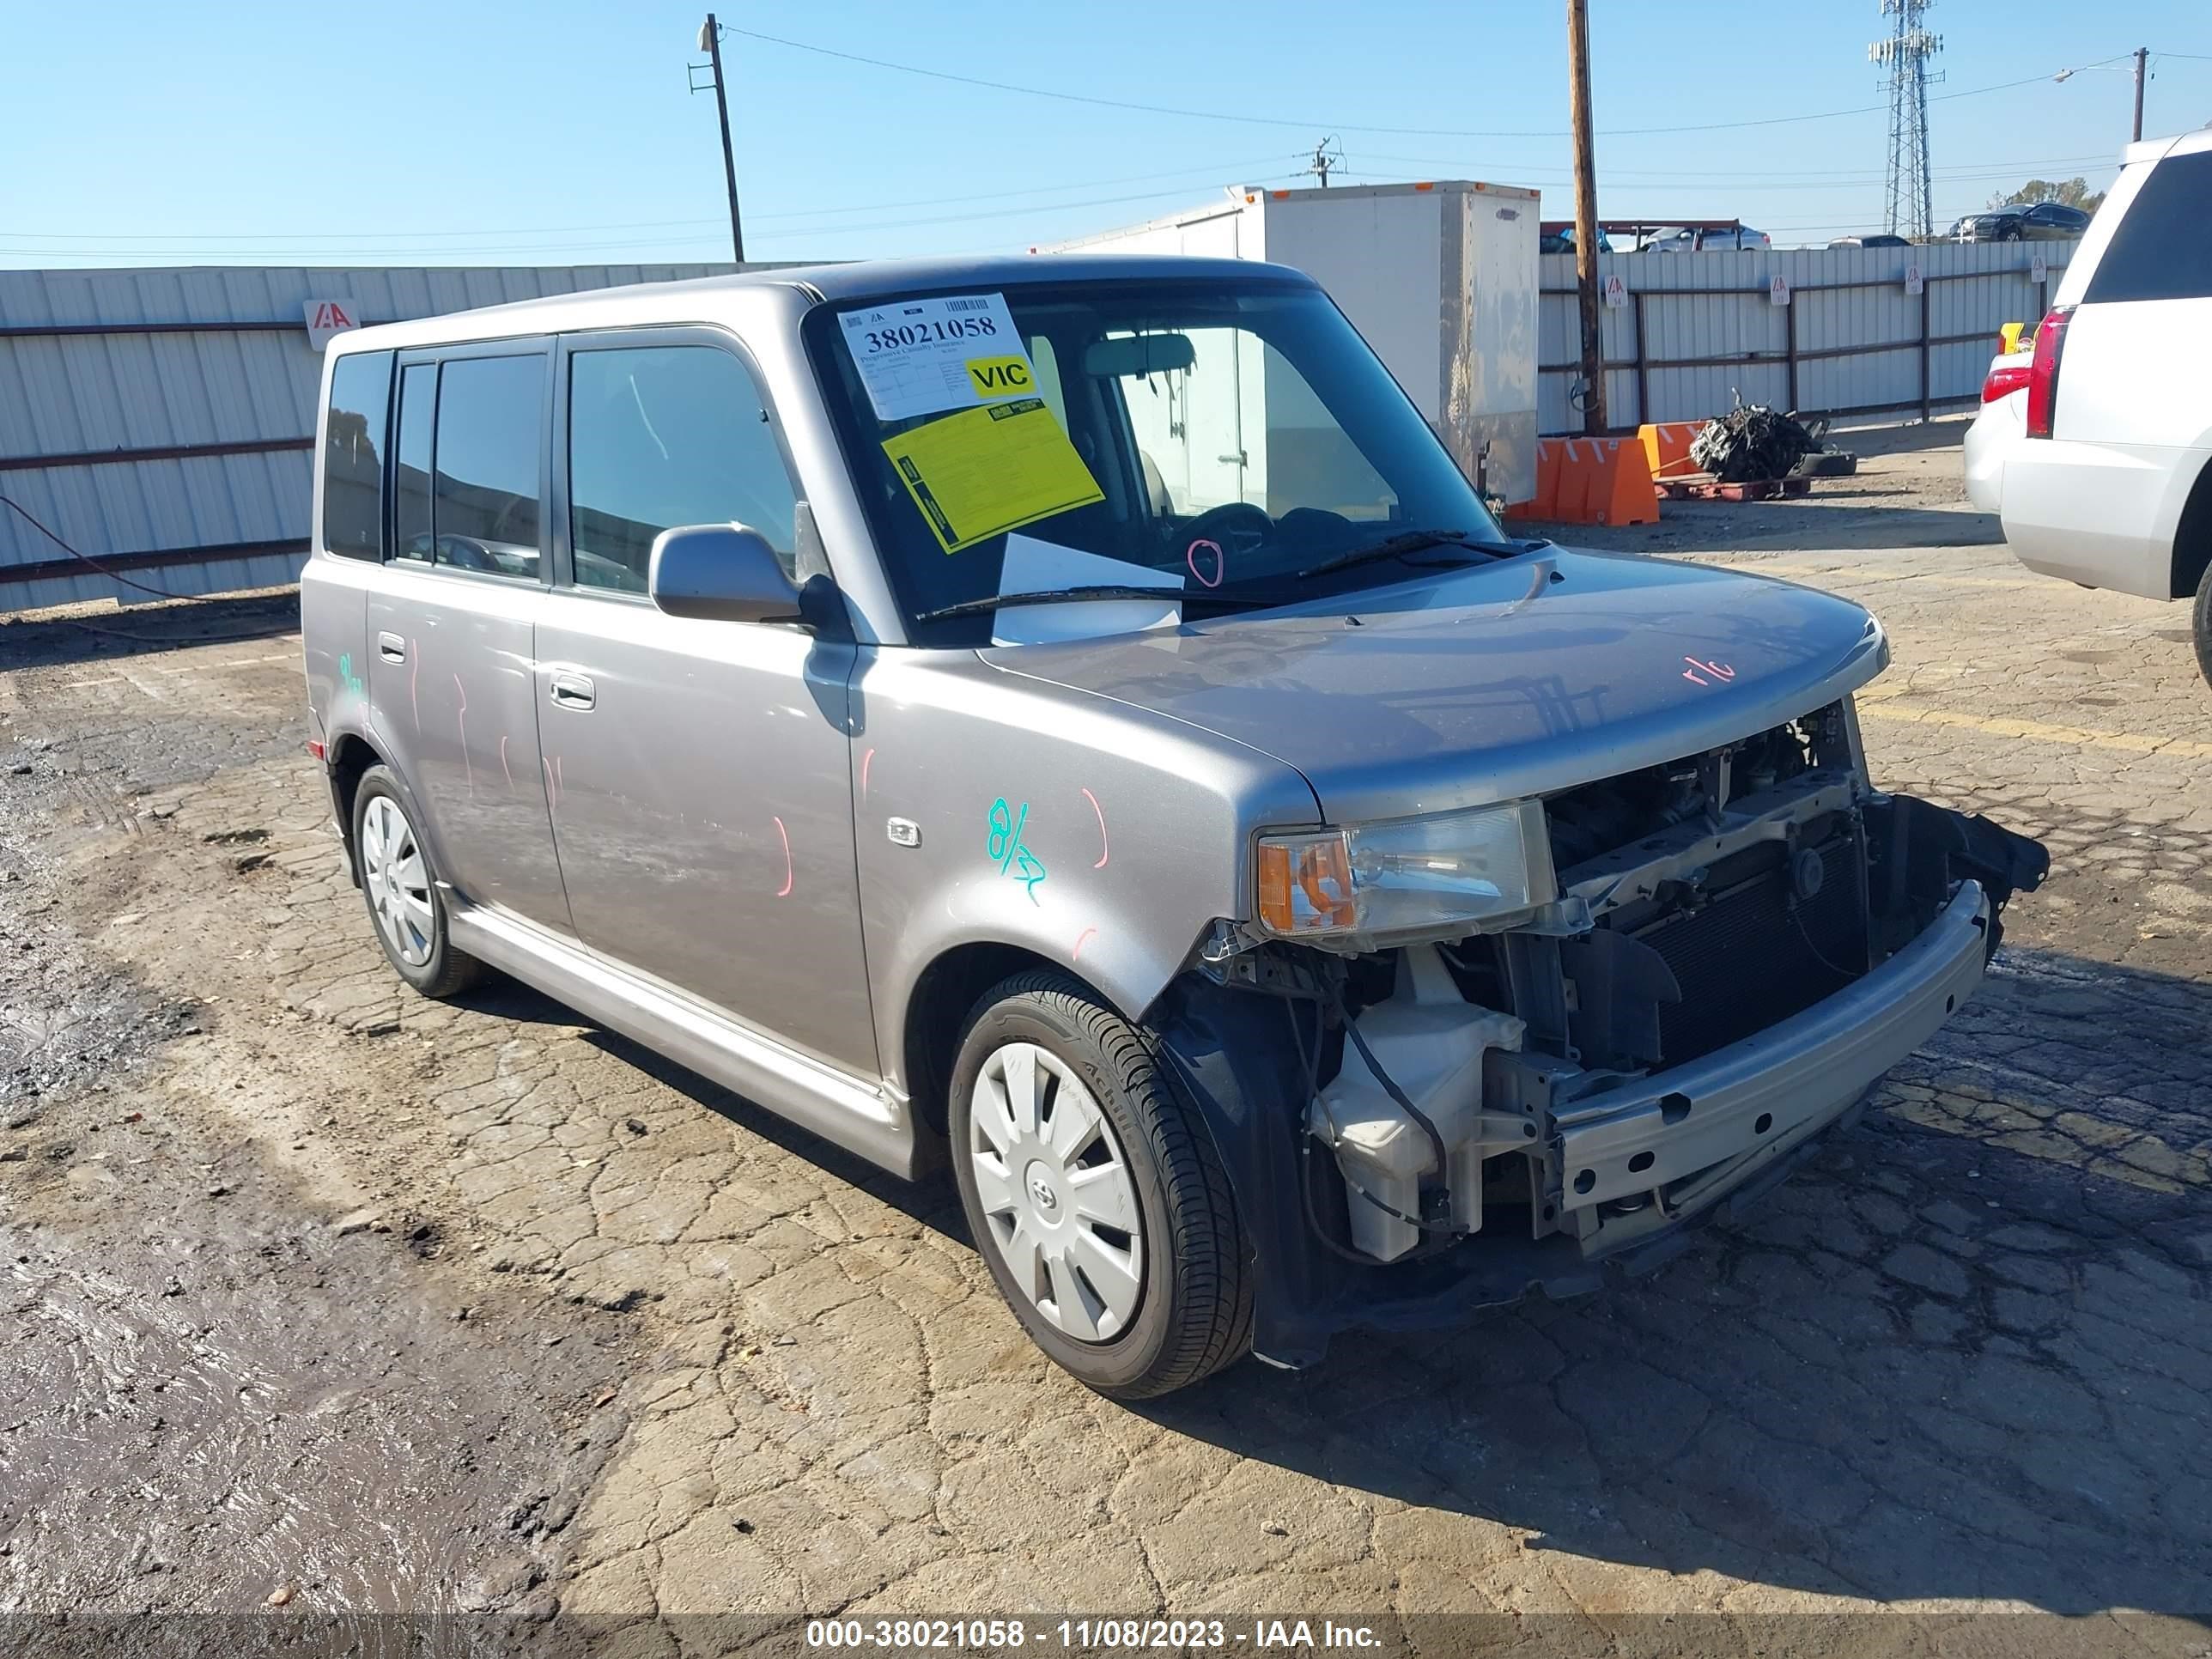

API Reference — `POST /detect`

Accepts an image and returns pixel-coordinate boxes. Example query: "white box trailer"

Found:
[1047,179,1540,505]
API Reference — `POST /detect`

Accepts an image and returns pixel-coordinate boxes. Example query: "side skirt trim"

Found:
[448,904,918,1179]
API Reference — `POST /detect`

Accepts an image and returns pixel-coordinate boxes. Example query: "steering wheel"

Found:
[1174,501,1274,558]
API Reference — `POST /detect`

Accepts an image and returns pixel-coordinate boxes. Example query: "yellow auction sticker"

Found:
[882,398,1106,555]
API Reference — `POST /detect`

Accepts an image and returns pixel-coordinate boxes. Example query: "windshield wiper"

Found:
[913,584,1297,625]
[1293,528,1544,582]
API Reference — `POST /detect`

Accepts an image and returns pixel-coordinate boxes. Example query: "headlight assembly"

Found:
[1255,799,1555,941]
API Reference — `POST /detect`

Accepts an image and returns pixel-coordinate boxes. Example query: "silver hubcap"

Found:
[969,1042,1145,1343]
[361,794,434,968]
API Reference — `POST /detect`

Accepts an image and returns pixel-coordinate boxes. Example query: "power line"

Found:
[0,158,1305,252]
[1345,163,2120,196]
[1,149,2100,249]
[0,179,1315,262]
[726,25,2136,139]
[1340,149,2116,180]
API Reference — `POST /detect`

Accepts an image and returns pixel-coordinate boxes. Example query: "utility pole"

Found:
[2132,46,2148,142]
[1565,0,1606,434]
[691,15,745,264]
[1307,135,1342,188]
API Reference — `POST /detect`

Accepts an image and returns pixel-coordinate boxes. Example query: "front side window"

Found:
[805,280,1504,642]
[321,350,391,560]
[568,343,799,593]
[430,356,544,580]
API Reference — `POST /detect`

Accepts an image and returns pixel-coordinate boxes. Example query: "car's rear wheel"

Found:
[352,765,483,999]
[2193,559,2212,688]
[948,971,1251,1398]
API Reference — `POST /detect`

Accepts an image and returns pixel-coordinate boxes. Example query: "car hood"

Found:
[980,549,1887,823]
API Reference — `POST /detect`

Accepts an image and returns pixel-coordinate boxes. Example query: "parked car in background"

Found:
[1646,224,1771,252]
[1993,129,2212,681]
[1829,234,1911,249]
[1538,223,1613,256]
[1957,202,2092,242]
[301,253,2046,1397]
[1963,335,2031,512]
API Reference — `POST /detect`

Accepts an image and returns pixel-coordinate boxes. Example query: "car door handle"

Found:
[377,632,406,664]
[549,673,596,711]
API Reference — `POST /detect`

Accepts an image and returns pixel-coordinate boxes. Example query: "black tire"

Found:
[2194,559,2212,689]
[948,971,1252,1398]
[350,764,483,1000]
[2000,225,2023,242]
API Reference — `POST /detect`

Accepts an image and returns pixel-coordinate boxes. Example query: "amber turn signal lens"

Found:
[1256,833,1357,934]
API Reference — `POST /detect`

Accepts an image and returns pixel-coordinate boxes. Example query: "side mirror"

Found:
[647,524,805,624]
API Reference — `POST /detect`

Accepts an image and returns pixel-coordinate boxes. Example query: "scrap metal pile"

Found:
[1689,402,1820,483]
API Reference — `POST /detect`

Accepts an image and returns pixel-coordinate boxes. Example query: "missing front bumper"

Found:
[1555,878,1991,1231]
[1155,793,2045,1370]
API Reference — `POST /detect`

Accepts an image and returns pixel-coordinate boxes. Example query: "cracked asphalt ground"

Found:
[2,422,2209,1653]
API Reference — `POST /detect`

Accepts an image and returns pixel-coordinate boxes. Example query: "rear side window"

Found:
[432,356,544,580]
[321,350,391,560]
[2085,153,2212,304]
[568,344,799,592]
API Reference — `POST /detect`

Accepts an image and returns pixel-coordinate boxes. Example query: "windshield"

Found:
[803,278,1506,642]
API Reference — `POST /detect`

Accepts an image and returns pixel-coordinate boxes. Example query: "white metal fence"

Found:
[0,264,748,616]
[1537,241,2072,434]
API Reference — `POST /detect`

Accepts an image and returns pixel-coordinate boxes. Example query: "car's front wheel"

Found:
[351,765,483,999]
[2193,559,2212,688]
[948,972,1251,1398]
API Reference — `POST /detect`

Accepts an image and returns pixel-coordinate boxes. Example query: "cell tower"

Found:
[1869,0,1944,239]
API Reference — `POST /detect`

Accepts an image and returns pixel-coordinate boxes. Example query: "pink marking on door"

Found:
[773,816,793,897]
[1072,927,1098,963]
[860,746,876,799]
[1081,786,1109,868]
[453,674,472,796]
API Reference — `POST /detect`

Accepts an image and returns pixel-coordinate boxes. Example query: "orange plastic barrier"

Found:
[1510,436,1658,526]
[1590,437,1659,526]
[1638,421,1706,481]
[1509,441,1565,520]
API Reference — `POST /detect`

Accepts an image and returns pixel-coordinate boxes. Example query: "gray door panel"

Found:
[534,595,877,1074]
[367,568,567,928]
[366,343,567,931]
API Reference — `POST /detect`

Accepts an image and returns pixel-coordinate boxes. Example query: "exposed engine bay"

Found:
[1196,699,2050,1277]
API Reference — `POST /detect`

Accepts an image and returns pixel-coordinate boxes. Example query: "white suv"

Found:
[1994,128,2212,683]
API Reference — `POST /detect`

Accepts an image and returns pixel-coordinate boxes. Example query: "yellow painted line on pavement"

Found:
[1858,698,2212,758]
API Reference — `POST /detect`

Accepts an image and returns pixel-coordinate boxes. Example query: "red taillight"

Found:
[2024,306,2074,439]
[307,738,326,761]
[1981,362,2031,404]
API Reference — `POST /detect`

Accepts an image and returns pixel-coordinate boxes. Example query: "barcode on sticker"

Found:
[943,298,991,313]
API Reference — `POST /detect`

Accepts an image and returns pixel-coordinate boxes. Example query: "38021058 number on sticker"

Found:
[838,292,1035,423]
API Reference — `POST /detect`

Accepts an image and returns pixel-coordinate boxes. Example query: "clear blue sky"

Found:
[2,0,2205,268]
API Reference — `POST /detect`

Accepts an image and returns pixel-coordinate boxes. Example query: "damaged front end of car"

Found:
[1152,698,2049,1370]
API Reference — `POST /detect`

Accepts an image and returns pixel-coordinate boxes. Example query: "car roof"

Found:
[326,253,1319,357]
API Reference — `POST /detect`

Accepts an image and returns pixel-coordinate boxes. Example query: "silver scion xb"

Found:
[301,257,2047,1397]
